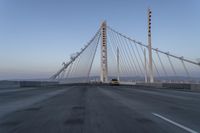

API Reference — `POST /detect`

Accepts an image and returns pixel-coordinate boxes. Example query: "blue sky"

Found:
[0,0,200,80]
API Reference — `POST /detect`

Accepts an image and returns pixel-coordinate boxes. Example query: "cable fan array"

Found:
[106,26,200,83]
[51,26,200,83]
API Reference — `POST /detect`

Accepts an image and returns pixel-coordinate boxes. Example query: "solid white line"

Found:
[152,113,199,133]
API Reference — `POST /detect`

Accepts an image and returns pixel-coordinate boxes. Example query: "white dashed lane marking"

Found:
[152,113,199,133]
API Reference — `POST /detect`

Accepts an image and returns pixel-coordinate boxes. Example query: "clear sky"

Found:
[0,0,200,80]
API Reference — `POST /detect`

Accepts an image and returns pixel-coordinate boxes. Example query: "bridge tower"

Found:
[148,8,154,83]
[100,21,108,83]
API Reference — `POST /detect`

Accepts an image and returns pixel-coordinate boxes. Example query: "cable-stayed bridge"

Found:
[2,9,200,133]
[50,21,200,84]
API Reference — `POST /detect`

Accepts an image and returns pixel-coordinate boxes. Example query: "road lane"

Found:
[0,85,200,133]
[0,86,73,119]
[0,87,37,94]
[99,86,200,132]
[0,86,71,104]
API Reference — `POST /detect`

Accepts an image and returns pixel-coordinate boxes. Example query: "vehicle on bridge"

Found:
[110,79,120,86]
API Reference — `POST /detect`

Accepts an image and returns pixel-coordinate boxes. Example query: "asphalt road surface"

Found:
[0,85,200,133]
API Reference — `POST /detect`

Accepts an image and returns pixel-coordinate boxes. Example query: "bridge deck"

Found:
[0,85,200,133]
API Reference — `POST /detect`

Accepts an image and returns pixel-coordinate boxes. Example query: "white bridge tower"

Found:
[100,21,108,83]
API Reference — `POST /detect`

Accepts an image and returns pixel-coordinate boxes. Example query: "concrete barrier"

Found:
[136,83,163,88]
[0,81,20,88]
[19,81,58,87]
[191,84,200,92]
[1,80,200,92]
[162,83,191,90]
[135,82,200,92]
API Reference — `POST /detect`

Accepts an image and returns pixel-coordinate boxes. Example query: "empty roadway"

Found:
[0,85,200,133]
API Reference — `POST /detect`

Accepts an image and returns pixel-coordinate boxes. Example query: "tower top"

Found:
[101,21,106,27]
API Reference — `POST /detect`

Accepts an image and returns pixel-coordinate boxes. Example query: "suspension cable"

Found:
[87,32,101,81]
[181,58,190,78]
[125,38,144,76]
[109,30,133,75]
[156,50,168,76]
[50,28,101,80]
[133,41,145,70]
[167,54,177,76]
[107,26,200,67]
[107,32,128,75]
[116,32,139,75]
